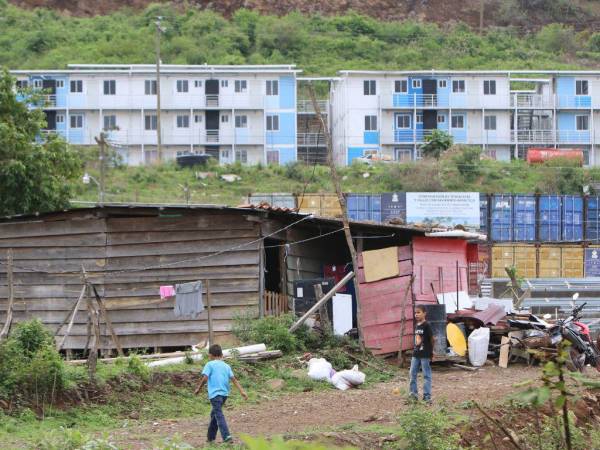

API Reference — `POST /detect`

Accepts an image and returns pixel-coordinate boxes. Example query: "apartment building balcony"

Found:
[297,133,326,146]
[103,130,264,147]
[42,94,57,107]
[511,130,591,144]
[297,100,328,114]
[510,93,553,109]
[557,95,592,109]
[84,94,268,111]
[381,93,450,109]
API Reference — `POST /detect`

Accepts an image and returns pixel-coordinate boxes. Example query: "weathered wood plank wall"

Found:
[0,209,261,349]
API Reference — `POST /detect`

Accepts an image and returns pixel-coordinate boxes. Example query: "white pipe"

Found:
[147,343,267,368]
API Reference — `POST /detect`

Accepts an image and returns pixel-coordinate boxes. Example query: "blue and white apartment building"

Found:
[330,70,600,166]
[12,64,298,166]
[11,66,600,166]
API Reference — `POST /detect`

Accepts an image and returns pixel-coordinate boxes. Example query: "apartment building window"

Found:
[396,114,411,128]
[394,80,408,93]
[235,115,248,128]
[483,80,496,95]
[452,80,465,93]
[266,80,279,96]
[235,80,248,93]
[33,79,42,89]
[235,150,248,164]
[451,115,464,128]
[56,80,64,88]
[394,148,412,162]
[266,115,279,131]
[437,115,446,124]
[438,80,447,88]
[145,80,157,95]
[412,79,421,89]
[484,115,497,130]
[103,115,117,130]
[194,80,202,88]
[576,80,589,96]
[416,113,423,124]
[176,80,189,93]
[16,80,28,89]
[70,80,83,93]
[103,80,116,95]
[176,115,190,128]
[221,114,229,123]
[576,115,589,131]
[194,114,202,123]
[363,80,376,95]
[267,150,279,164]
[145,114,157,130]
[56,114,64,123]
[221,80,228,88]
[70,114,83,128]
[364,115,377,131]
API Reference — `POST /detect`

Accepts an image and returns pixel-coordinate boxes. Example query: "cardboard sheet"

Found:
[332,294,353,336]
[362,247,399,283]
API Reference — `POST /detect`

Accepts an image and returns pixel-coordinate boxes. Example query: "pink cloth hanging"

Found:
[160,285,175,299]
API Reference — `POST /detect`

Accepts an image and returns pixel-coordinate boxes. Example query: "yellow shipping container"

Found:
[297,194,342,218]
[514,245,537,278]
[538,246,561,278]
[561,246,584,278]
[491,245,516,278]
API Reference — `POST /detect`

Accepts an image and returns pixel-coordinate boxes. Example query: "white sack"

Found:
[468,327,490,367]
[307,358,334,381]
[330,365,366,390]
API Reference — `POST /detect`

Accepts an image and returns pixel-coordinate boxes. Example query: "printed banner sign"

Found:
[381,192,406,222]
[405,192,480,228]
[585,248,600,277]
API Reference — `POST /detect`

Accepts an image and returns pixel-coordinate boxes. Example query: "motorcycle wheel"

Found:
[566,348,586,373]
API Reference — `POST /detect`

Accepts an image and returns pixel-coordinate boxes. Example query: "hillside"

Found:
[7,0,600,30]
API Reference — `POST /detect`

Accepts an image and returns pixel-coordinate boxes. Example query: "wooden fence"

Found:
[263,291,289,316]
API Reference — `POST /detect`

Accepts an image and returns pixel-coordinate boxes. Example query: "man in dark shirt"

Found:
[409,305,434,403]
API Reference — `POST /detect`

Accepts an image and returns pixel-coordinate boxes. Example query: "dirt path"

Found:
[112,365,541,449]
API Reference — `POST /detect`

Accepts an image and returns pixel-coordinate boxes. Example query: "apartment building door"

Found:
[42,79,56,94]
[205,79,219,107]
[423,79,437,97]
[44,111,57,130]
[423,110,437,131]
[205,110,219,144]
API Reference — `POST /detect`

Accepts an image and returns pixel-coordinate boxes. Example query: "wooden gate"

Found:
[263,291,289,316]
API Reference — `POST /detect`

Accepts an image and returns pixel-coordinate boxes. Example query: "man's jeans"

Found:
[409,357,432,401]
[207,395,230,442]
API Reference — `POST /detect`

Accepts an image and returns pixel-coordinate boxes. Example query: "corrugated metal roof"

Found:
[449,304,507,326]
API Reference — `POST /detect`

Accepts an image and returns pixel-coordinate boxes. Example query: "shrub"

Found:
[0,320,66,407]
[233,313,312,353]
[126,354,150,382]
[396,405,461,450]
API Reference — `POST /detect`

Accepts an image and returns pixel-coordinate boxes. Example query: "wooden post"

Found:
[86,288,101,381]
[314,284,331,333]
[308,85,364,348]
[206,279,214,345]
[398,275,415,368]
[91,285,123,357]
[0,249,14,340]
[57,284,87,350]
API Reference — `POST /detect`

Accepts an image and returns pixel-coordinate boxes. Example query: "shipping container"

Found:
[491,244,536,278]
[586,197,600,241]
[248,193,296,209]
[562,196,583,241]
[539,195,561,241]
[346,194,382,222]
[297,193,342,218]
[480,193,488,235]
[513,195,536,242]
[562,245,584,277]
[538,245,561,277]
[490,194,513,241]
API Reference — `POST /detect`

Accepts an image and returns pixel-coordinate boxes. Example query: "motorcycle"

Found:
[507,295,600,373]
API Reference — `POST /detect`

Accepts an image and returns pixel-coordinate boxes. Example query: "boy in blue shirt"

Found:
[194,344,248,443]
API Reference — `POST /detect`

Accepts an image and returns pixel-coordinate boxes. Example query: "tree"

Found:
[0,69,80,216]
[420,130,453,159]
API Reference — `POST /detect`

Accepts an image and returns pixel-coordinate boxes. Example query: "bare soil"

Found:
[110,364,544,449]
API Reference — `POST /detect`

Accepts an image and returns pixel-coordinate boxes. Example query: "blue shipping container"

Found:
[490,194,513,241]
[587,197,600,241]
[346,194,382,222]
[563,195,583,241]
[480,193,488,234]
[539,195,561,241]
[513,195,536,241]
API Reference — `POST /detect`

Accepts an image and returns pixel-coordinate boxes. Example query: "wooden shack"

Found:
[0,205,425,352]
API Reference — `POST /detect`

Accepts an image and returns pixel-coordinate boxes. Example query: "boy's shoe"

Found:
[223,435,234,443]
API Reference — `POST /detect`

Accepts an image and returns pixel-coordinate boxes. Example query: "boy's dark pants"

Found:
[207,395,231,442]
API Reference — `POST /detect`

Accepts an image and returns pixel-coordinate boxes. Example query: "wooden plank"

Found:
[105,250,259,271]
[106,229,257,245]
[44,319,235,336]
[499,336,510,368]
[0,218,106,239]
[105,238,260,258]
[0,233,106,248]
[105,215,256,233]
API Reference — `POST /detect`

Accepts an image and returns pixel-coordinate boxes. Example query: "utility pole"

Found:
[155,17,164,163]
[307,84,364,349]
[94,132,107,205]
[479,0,484,34]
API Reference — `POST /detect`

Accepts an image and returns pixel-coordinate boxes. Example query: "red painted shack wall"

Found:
[357,246,414,355]
[412,237,468,304]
